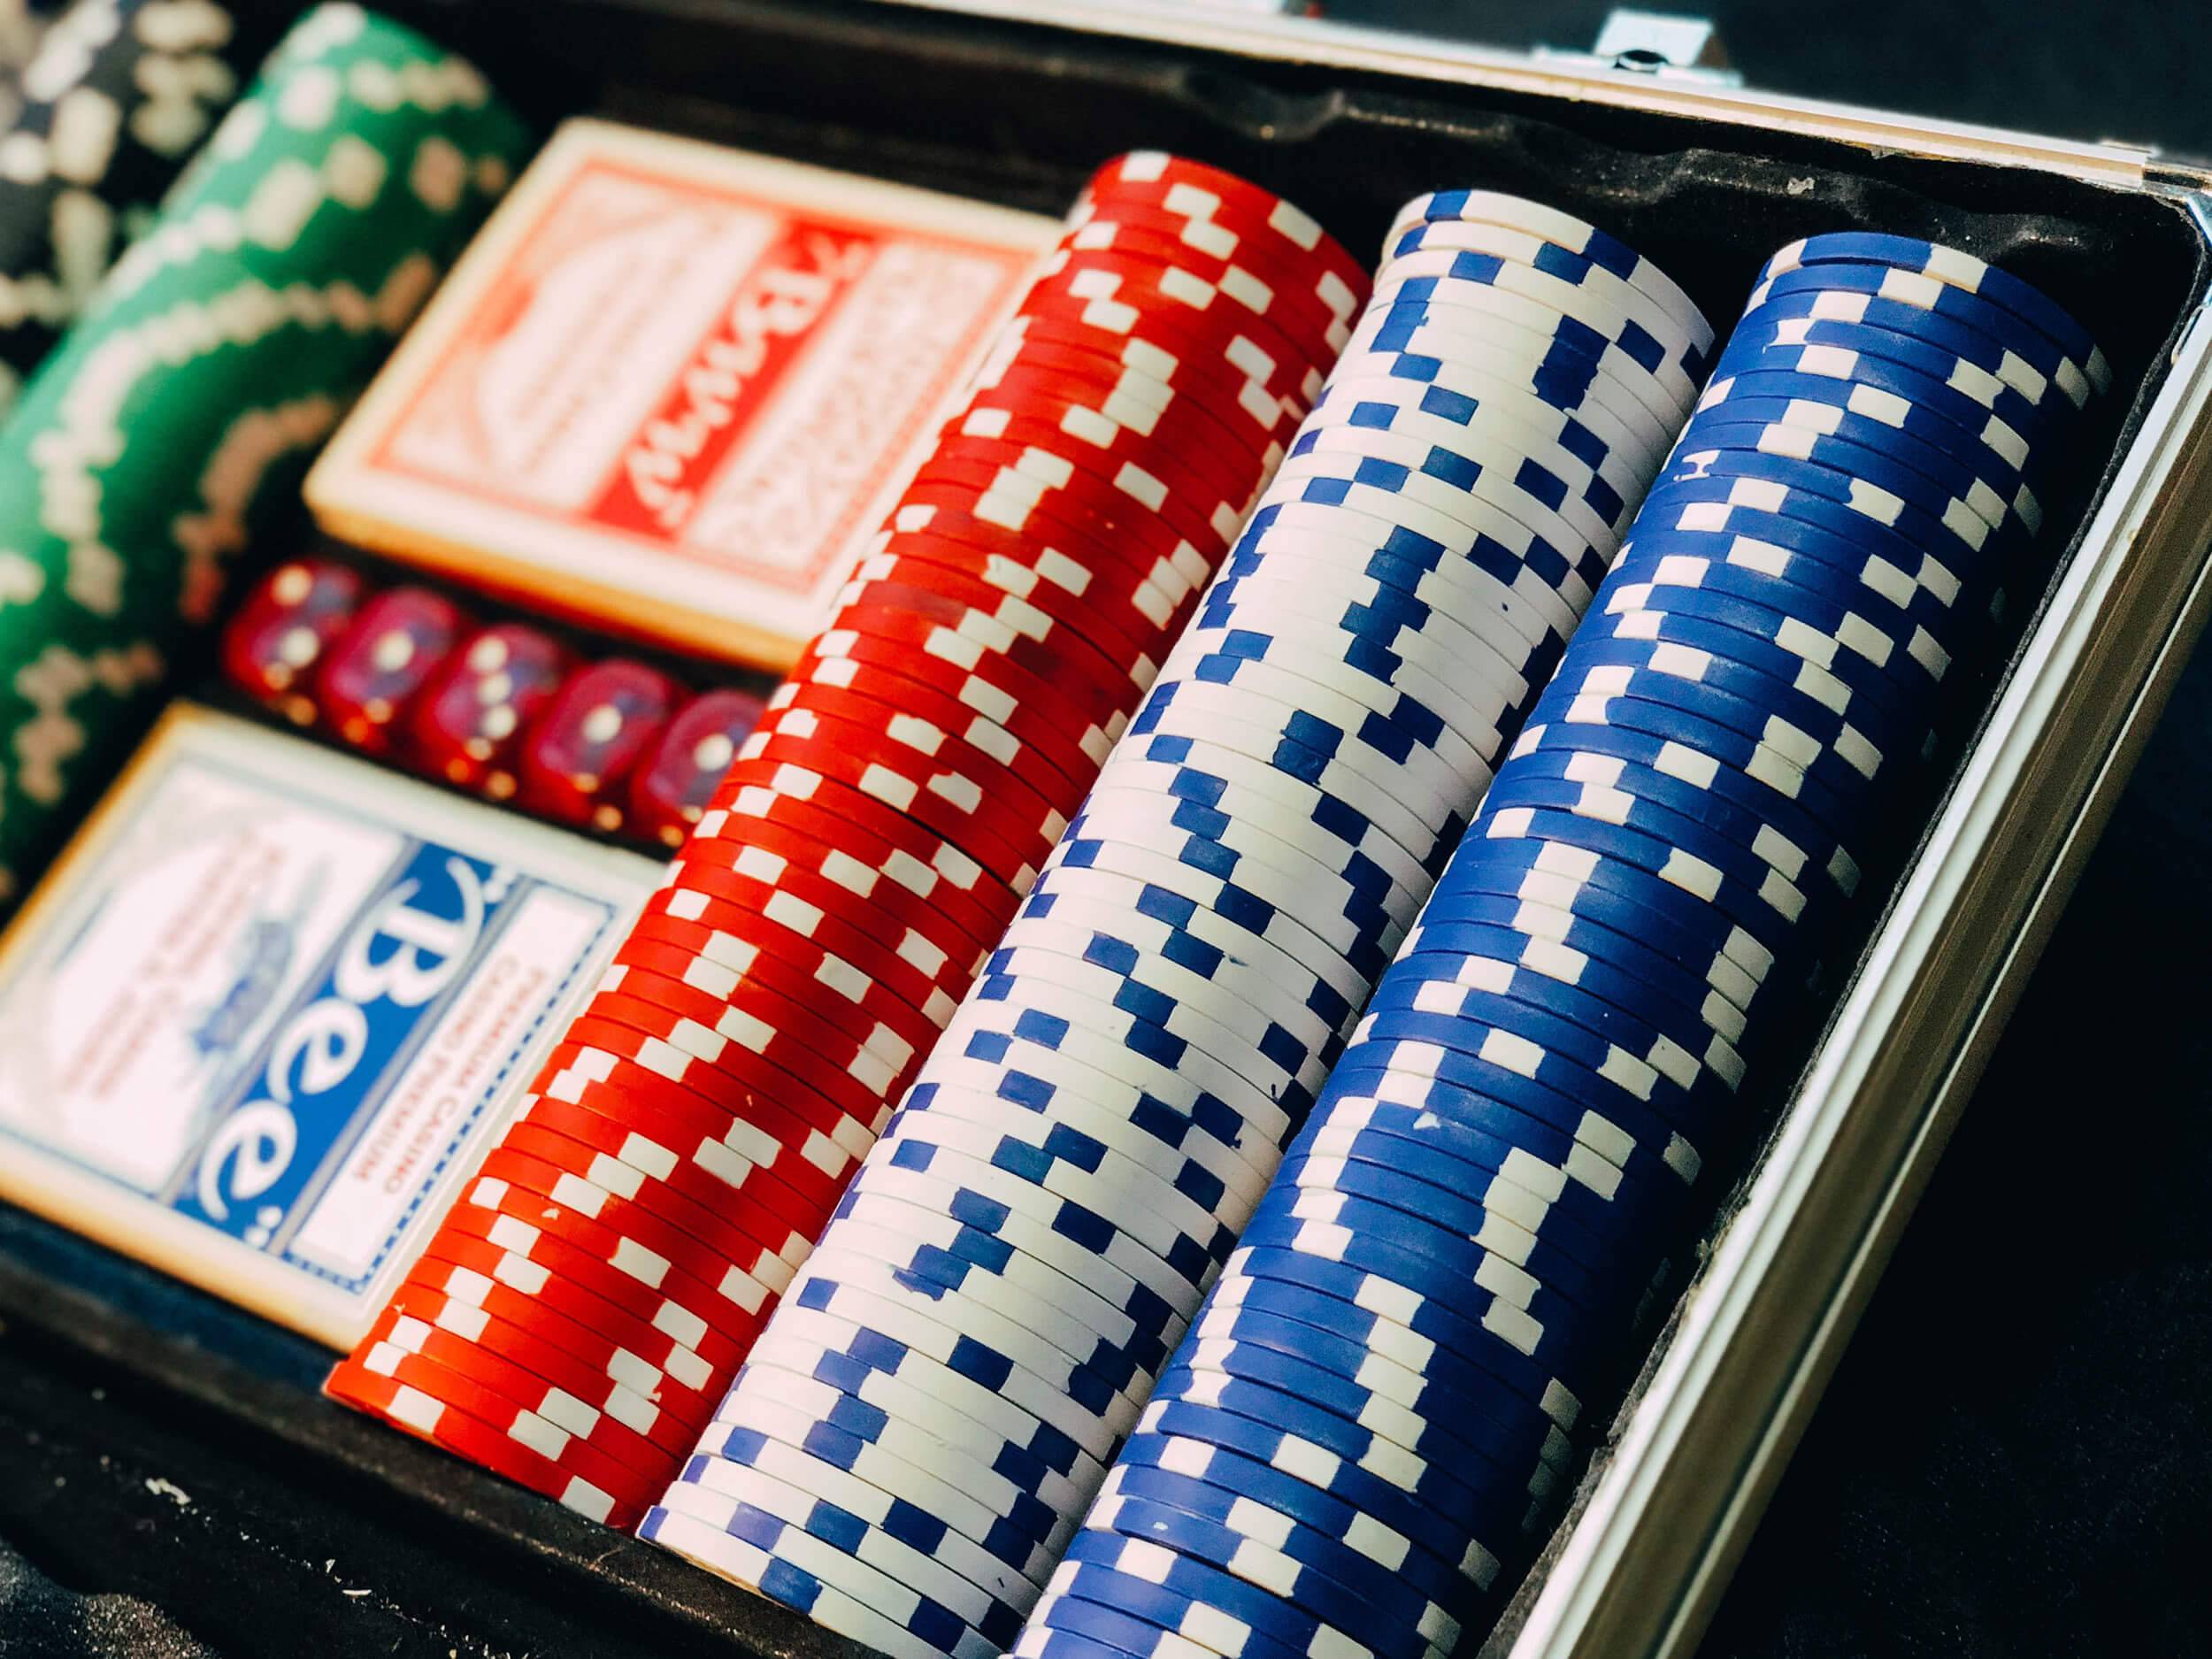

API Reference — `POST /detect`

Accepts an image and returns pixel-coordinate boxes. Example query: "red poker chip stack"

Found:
[326,150,1365,1524]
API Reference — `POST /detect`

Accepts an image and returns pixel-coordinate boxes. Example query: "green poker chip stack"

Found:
[0,2,531,911]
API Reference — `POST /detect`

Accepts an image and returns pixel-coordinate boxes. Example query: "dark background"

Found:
[8,4,2212,1655]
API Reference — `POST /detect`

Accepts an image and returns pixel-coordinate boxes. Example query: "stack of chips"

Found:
[646,193,1707,1659]
[0,1,527,910]
[1018,231,2101,1659]
[0,0,283,410]
[327,152,1363,1530]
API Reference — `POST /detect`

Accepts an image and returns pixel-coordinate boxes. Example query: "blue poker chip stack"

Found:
[645,188,1706,1659]
[1016,229,2103,1659]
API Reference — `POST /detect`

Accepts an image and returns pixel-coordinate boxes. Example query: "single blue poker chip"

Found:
[1348,284,1689,429]
[1159,634,1509,799]
[1655,432,2026,576]
[1285,416,1625,562]
[1055,1523,1437,1659]
[1217,1235,1583,1431]
[1353,970,1732,1134]
[1580,549,1947,701]
[1207,541,1566,704]
[1720,311,2069,438]
[857,1137,1207,1353]
[1236,494,1578,653]
[984,919,1343,1091]
[1303,370,1641,526]
[1379,918,1748,1103]
[1034,1579,1307,1659]
[833,1181,1179,1379]
[1181,1296,1581,1482]
[1584,580,1933,734]
[1381,207,1712,367]
[696,1390,1065,1578]
[1423,828,1785,998]
[1286,1096,1645,1269]
[1325,343,1667,488]
[1038,1566,1317,1659]
[801,1231,1151,1440]
[1756,233,2101,373]
[894,1078,1249,1279]
[1746,261,2102,404]
[1102,1455,1483,1632]
[1023,847,1375,1016]
[876,1110,1224,1303]
[793,1267,1138,1461]
[672,1429,1041,1624]
[1140,1355,1546,1548]
[1316,1027,1711,1194]
[1624,483,1988,645]
[998,901,1348,1066]
[1668,410,2035,545]
[1264,1148,1617,1312]
[1191,578,1544,761]
[1468,796,1819,947]
[1109,1427,1496,1609]
[1679,387,2039,518]
[1528,630,1911,794]
[1256,443,1605,602]
[1402,889,1752,1043]
[1493,738,1863,900]
[641,1502,1000,1659]
[1208,1241,1594,1428]
[1694,364,2037,481]
[1113,733,1437,898]
[1134,675,1472,847]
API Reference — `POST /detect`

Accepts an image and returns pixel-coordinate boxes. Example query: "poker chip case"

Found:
[4,3,2212,1658]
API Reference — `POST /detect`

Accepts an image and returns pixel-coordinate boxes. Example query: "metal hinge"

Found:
[1532,8,1743,88]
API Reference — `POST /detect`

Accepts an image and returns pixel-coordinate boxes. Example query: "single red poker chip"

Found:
[648,855,992,1008]
[762,678,1070,841]
[354,1303,682,1482]
[635,847,990,1015]
[434,1187,762,1364]
[733,723,1058,884]
[325,1357,649,1525]
[500,1116,811,1279]
[951,369,1271,514]
[611,932,945,1075]
[997,314,1310,448]
[1084,155,1369,304]
[560,1008,888,1156]
[904,444,1238,600]
[1022,249,1327,403]
[882,488,1216,608]
[818,595,1143,749]
[832,561,1152,710]
[462,1150,779,1338]
[717,743,1030,926]
[536,1035,867,1199]
[576,987,897,1150]
[402,1232,730,1402]
[871,494,1193,641]
[979,328,1295,472]
[786,642,1094,802]
[1017,268,1327,411]
[512,1081,833,1246]
[380,1280,705,1460]
[1061,204,1351,353]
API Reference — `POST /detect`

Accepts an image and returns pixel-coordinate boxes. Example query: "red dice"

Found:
[629,688,765,847]
[409,625,577,796]
[516,659,680,832]
[222,558,367,726]
[316,588,471,756]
